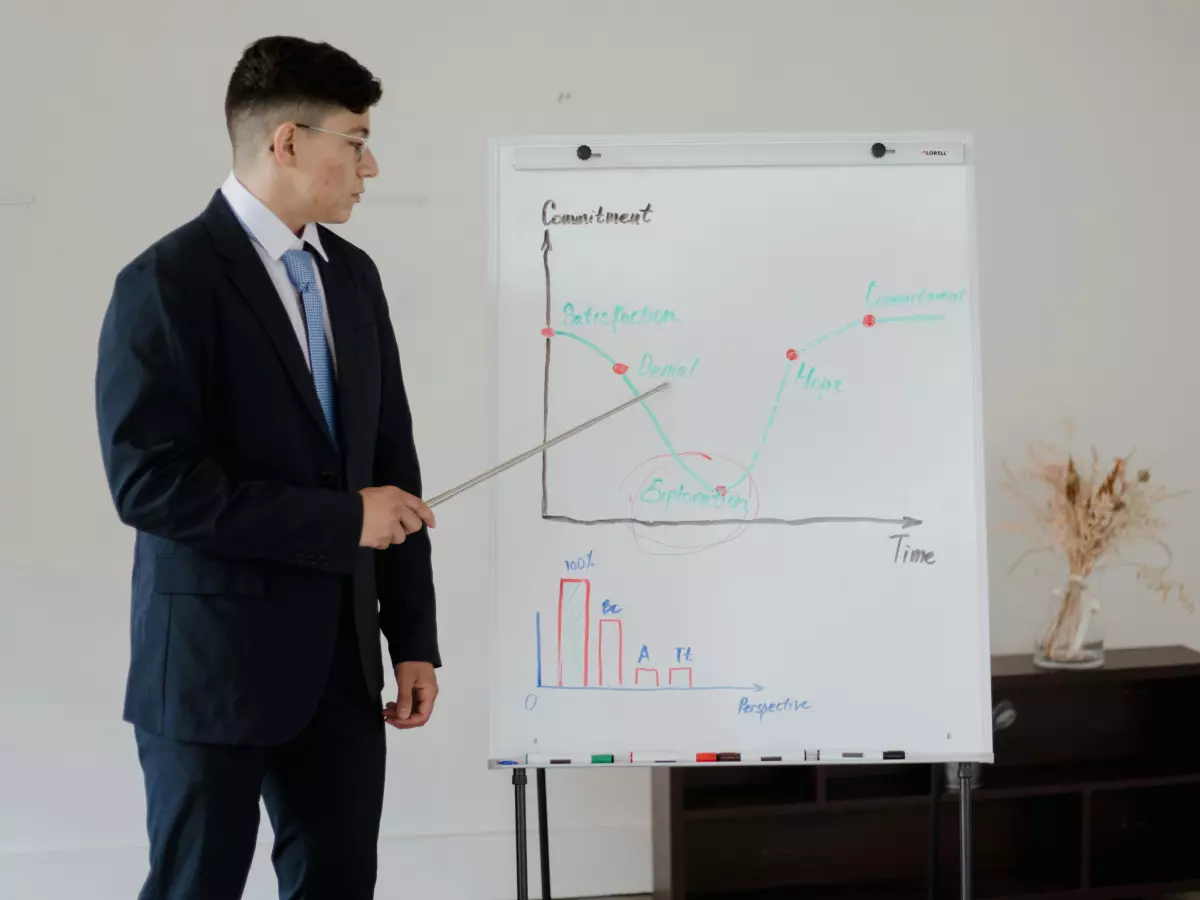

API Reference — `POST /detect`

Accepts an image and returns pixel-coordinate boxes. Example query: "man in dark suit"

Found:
[94,35,440,900]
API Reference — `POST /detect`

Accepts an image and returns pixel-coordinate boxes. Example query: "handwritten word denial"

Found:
[739,696,811,720]
[543,199,653,226]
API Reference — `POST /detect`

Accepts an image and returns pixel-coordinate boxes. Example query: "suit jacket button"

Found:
[295,552,307,564]
[319,471,337,487]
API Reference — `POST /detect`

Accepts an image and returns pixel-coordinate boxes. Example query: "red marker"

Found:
[613,363,629,375]
[863,314,876,327]
[541,327,555,337]
[786,349,798,361]
[696,752,718,762]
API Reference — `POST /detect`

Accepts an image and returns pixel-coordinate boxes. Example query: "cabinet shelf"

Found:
[652,646,1200,900]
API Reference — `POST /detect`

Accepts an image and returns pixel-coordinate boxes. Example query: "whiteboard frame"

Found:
[484,131,992,768]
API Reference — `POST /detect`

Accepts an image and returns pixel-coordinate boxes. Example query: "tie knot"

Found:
[282,248,316,291]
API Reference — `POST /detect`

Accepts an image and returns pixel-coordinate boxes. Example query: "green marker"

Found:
[591,754,614,764]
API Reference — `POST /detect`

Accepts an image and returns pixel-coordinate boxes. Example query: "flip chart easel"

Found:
[484,131,993,900]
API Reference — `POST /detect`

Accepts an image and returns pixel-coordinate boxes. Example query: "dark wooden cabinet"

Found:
[650,646,1200,899]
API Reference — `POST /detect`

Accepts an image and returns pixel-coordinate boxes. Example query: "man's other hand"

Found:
[358,486,435,550]
[384,661,438,729]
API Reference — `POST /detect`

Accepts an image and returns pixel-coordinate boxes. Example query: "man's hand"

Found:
[359,486,435,550]
[384,661,438,729]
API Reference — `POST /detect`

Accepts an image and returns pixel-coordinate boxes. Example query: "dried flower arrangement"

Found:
[1002,428,1191,666]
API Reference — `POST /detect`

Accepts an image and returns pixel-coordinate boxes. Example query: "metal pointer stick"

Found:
[425,382,670,508]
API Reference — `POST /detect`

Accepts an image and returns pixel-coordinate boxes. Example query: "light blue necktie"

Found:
[279,247,338,445]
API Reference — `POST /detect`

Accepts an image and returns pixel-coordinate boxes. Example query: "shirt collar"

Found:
[220,172,329,262]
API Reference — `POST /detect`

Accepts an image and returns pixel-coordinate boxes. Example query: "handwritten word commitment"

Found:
[865,280,966,307]
[561,302,680,332]
[639,352,699,379]
[542,199,653,226]
[739,696,811,720]
[794,361,843,398]
[639,478,750,514]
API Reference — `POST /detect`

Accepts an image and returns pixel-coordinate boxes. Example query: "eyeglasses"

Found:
[296,124,369,162]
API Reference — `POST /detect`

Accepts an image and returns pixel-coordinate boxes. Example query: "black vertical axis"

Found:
[928,763,942,899]
[536,767,551,898]
[958,762,973,900]
[514,768,529,900]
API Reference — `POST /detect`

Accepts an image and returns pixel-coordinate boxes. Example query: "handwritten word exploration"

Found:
[639,478,750,514]
[739,695,811,720]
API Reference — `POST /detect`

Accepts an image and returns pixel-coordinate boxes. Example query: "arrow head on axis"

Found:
[902,517,923,528]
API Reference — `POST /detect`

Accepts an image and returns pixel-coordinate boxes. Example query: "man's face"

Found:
[287,109,379,225]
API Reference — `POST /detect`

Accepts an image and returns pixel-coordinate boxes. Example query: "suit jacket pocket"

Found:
[153,554,266,596]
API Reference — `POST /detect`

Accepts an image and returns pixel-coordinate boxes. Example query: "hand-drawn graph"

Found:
[534,577,763,694]
[535,225,957,553]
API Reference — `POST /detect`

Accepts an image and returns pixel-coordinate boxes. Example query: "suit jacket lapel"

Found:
[201,191,335,444]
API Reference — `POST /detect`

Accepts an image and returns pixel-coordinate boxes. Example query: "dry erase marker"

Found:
[696,752,718,762]
[825,750,883,761]
[758,751,808,762]
[630,752,683,764]
[525,754,587,765]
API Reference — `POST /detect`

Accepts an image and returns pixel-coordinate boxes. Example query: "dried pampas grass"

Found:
[1002,424,1191,662]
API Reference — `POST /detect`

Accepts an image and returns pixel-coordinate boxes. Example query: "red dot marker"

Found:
[786,349,798,361]
[612,363,629,375]
[863,314,876,327]
[715,485,727,496]
[541,327,555,337]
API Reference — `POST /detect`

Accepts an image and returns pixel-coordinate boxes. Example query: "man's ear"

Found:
[270,122,299,168]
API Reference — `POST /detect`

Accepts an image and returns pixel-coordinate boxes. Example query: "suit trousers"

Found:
[133,585,385,900]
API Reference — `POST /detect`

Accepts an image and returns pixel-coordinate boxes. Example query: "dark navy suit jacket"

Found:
[95,190,439,746]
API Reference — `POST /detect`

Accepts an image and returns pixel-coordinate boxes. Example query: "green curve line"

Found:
[554,330,717,491]
[553,313,945,497]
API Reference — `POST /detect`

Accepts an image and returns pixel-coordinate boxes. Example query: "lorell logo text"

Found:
[922,149,948,156]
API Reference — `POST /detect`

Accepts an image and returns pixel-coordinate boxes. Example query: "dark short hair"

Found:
[224,36,382,155]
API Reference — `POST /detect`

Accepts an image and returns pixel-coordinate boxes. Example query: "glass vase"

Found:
[1033,569,1104,670]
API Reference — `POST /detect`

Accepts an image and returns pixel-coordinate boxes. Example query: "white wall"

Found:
[2,1,1199,898]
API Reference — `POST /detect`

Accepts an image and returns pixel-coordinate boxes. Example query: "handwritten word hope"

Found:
[738,696,811,720]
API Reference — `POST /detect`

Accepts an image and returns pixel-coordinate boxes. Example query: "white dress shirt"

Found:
[220,172,337,371]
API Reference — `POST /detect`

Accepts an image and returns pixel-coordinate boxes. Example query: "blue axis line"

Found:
[552,313,945,496]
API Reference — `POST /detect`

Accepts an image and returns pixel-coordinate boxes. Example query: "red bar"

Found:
[557,578,590,687]
[696,753,718,762]
[598,618,623,685]
[634,667,659,686]
[668,666,693,687]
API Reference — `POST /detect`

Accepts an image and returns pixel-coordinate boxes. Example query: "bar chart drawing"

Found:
[534,577,766,694]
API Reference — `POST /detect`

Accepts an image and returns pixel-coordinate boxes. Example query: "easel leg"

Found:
[537,767,551,899]
[514,768,529,900]
[928,763,942,900]
[958,762,973,900]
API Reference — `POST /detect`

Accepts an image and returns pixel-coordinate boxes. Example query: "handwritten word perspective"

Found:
[543,199,653,226]
[561,302,680,332]
[639,478,749,514]
[739,696,810,720]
